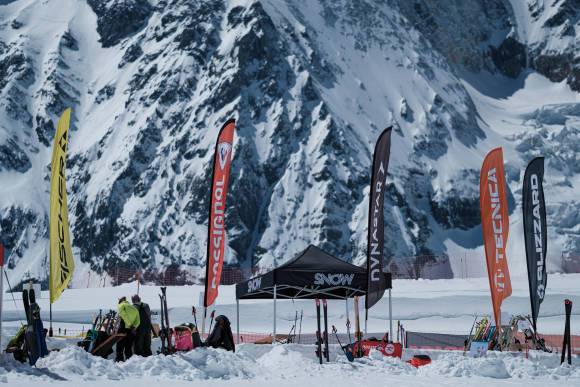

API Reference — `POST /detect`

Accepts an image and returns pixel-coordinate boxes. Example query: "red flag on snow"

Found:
[204,119,235,308]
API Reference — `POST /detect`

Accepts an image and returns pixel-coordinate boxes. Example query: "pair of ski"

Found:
[315,299,330,364]
[561,299,572,365]
[89,310,125,358]
[22,287,48,366]
[158,287,173,355]
[286,310,302,344]
[463,316,488,354]
[86,310,103,353]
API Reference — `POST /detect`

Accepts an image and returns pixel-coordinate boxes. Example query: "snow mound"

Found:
[32,345,255,381]
[4,344,579,386]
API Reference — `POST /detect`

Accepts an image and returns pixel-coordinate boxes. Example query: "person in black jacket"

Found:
[131,294,153,357]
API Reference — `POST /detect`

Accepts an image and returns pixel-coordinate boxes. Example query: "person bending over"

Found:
[116,296,140,362]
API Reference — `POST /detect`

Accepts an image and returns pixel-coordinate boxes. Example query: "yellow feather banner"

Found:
[49,108,74,303]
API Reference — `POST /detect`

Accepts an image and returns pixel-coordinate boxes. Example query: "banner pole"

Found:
[498,311,503,351]
[389,289,393,341]
[49,303,53,337]
[48,246,53,337]
[364,308,368,337]
[0,245,4,346]
[236,299,240,344]
[201,306,207,338]
[273,284,277,344]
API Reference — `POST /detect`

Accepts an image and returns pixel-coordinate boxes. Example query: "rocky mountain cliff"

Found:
[0,0,578,287]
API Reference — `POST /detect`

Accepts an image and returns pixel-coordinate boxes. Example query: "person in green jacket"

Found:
[116,296,140,362]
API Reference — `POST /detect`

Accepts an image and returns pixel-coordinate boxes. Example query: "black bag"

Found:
[6,325,28,363]
[205,315,235,352]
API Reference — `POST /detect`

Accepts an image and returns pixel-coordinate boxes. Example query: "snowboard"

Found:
[29,288,49,359]
[22,289,38,365]
[22,288,48,366]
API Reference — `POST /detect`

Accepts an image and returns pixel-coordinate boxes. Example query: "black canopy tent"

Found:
[237,245,368,300]
[234,245,392,342]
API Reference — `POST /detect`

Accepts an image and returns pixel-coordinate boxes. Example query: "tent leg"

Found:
[365,308,368,337]
[236,299,240,345]
[345,298,350,339]
[389,289,393,342]
[273,284,277,345]
[0,257,3,347]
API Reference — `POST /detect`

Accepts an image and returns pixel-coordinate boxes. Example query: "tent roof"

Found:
[236,245,373,300]
[277,245,366,273]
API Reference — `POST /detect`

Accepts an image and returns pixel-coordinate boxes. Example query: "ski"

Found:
[158,293,168,354]
[462,316,478,355]
[473,317,488,340]
[23,289,31,322]
[354,296,362,357]
[88,309,102,353]
[561,299,572,365]
[315,299,322,364]
[161,287,173,353]
[322,299,329,361]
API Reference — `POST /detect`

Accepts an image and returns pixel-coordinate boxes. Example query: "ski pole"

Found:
[346,318,352,344]
[332,325,347,356]
[463,315,478,355]
[298,309,303,344]
[192,306,198,327]
[293,310,298,342]
[208,310,215,333]
[287,324,295,343]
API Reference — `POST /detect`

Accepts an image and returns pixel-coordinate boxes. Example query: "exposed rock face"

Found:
[87,0,153,47]
[395,0,520,77]
[525,0,580,91]
[0,139,31,172]
[490,37,527,78]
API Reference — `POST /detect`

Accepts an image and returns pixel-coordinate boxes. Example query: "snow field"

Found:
[0,274,579,385]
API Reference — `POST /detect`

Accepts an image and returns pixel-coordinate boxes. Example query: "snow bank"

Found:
[1,344,578,386]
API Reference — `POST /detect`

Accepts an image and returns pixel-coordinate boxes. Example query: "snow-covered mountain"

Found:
[0,0,578,287]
